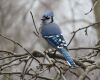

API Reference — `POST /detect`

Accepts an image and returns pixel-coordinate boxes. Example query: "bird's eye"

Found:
[45,16,50,19]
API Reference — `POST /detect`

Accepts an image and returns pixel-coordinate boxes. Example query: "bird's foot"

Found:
[70,65,79,69]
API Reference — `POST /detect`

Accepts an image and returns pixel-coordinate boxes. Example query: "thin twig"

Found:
[73,21,100,33]
[30,11,39,37]
[0,72,53,80]
[69,47,100,50]
[67,21,100,47]
[85,0,98,15]
[0,56,27,67]
[69,69,79,77]
[1,61,23,71]
[67,32,76,47]
[0,33,40,63]
[21,58,30,80]
[25,58,34,73]
[0,50,14,55]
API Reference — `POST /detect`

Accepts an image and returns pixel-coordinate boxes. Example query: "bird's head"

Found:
[41,10,54,24]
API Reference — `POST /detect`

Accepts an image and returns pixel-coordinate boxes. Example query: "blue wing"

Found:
[43,35,75,66]
[43,35,66,48]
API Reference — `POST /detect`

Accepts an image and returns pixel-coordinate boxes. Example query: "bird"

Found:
[39,10,77,68]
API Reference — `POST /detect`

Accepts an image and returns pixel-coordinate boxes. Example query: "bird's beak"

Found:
[41,16,50,21]
[41,18,45,21]
[41,16,46,21]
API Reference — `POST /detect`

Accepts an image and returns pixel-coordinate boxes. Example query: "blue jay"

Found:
[40,10,77,68]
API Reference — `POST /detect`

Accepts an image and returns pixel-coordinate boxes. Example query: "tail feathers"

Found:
[58,48,75,66]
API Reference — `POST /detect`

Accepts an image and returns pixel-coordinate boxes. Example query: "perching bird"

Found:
[40,10,77,68]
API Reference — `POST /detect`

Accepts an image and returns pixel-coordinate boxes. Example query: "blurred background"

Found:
[0,0,100,80]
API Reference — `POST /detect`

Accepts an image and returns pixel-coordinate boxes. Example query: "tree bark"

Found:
[93,0,100,37]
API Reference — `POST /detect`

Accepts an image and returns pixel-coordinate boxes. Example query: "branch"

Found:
[67,21,100,47]
[0,33,40,63]
[69,47,100,50]
[30,11,39,37]
[79,64,100,80]
[32,51,86,70]
[85,0,98,15]
[0,56,27,68]
[0,50,14,55]
[72,21,100,33]
[0,45,99,70]
[67,32,76,47]
[0,72,53,80]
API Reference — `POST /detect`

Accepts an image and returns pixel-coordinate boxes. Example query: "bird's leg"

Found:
[53,49,57,58]
[43,49,49,62]
[43,49,53,64]
[48,48,57,58]
[44,49,48,55]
